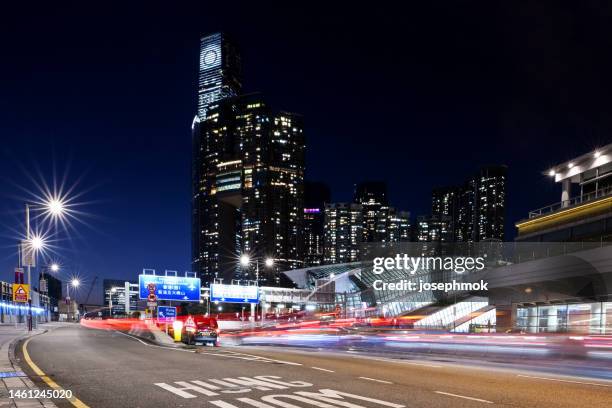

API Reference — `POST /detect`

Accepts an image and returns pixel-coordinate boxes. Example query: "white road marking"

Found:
[343,354,442,368]
[213,350,303,366]
[155,376,312,399]
[311,367,335,373]
[358,376,393,384]
[517,374,611,387]
[434,391,493,404]
[116,331,196,352]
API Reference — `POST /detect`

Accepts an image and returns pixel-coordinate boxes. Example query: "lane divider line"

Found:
[115,331,196,353]
[517,374,611,387]
[311,367,335,373]
[358,376,393,384]
[22,338,91,408]
[434,391,493,404]
[116,331,302,366]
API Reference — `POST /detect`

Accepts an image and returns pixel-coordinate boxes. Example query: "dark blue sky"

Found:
[2,1,611,303]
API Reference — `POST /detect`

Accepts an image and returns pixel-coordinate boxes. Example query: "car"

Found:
[174,316,220,346]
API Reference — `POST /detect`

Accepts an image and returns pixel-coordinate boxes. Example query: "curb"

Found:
[7,328,58,408]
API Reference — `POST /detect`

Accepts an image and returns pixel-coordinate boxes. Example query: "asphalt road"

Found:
[13,325,612,408]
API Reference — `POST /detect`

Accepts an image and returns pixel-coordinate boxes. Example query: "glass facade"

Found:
[193,95,305,285]
[517,302,612,334]
[197,33,241,119]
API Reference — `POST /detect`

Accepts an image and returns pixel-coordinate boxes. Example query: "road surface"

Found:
[13,325,612,408]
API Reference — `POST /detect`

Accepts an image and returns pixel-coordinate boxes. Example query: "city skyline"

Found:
[2,2,610,298]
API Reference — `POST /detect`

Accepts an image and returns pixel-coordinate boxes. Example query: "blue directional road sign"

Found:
[138,275,200,302]
[210,284,259,304]
[157,306,176,322]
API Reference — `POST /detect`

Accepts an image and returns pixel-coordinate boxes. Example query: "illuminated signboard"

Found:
[304,208,320,214]
[138,275,200,302]
[210,284,259,304]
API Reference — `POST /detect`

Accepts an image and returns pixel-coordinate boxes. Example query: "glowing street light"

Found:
[30,235,45,251]
[240,254,250,267]
[46,198,65,217]
[50,263,59,272]
[264,258,274,268]
[71,278,80,288]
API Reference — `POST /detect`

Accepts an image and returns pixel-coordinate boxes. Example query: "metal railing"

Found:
[528,185,612,218]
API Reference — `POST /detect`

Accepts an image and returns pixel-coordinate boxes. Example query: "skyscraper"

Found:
[353,181,389,243]
[303,182,331,266]
[432,186,460,241]
[387,209,411,243]
[416,215,452,243]
[475,165,507,241]
[193,93,305,285]
[192,33,242,280]
[197,33,241,120]
[428,165,506,243]
[323,203,363,264]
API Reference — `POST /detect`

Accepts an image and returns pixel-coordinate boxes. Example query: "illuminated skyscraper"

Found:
[475,166,506,241]
[304,182,331,266]
[387,209,411,242]
[354,181,389,242]
[429,165,506,243]
[197,33,241,119]
[323,203,363,264]
[193,93,305,285]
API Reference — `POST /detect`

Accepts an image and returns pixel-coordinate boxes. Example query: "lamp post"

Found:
[239,254,274,324]
[22,198,66,330]
[239,254,274,283]
[109,287,117,316]
[66,279,79,321]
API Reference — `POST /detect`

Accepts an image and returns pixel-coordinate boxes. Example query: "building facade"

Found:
[353,182,389,243]
[303,182,331,266]
[196,33,241,120]
[429,165,506,243]
[323,203,363,264]
[516,143,612,243]
[193,94,305,285]
[387,209,411,243]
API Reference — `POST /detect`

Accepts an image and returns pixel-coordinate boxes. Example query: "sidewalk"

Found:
[0,323,65,408]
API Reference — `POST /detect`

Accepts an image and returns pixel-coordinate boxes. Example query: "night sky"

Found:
[2,2,611,303]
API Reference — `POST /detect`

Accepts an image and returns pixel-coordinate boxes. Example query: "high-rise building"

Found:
[193,93,305,285]
[303,182,331,266]
[387,209,411,242]
[192,33,242,280]
[475,166,507,241]
[353,182,389,243]
[416,215,452,243]
[323,203,363,264]
[429,165,506,243]
[197,33,241,120]
[432,186,460,240]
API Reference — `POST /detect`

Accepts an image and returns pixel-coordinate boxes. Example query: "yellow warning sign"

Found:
[12,284,30,303]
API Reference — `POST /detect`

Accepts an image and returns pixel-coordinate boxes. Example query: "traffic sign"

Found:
[158,306,176,322]
[138,275,200,302]
[12,283,30,303]
[147,293,157,302]
[210,284,259,304]
[185,316,196,333]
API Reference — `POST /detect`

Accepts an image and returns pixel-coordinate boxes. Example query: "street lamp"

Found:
[46,198,65,217]
[50,263,59,272]
[109,287,117,316]
[67,278,79,301]
[239,254,274,282]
